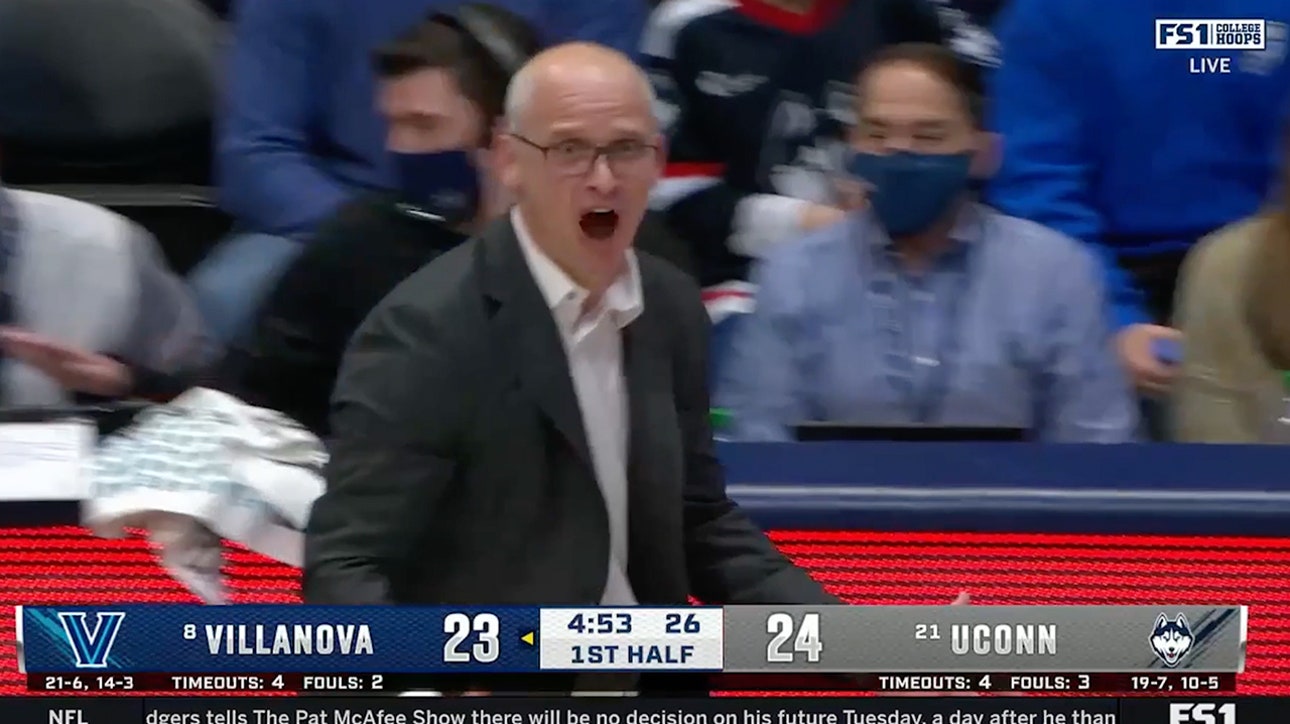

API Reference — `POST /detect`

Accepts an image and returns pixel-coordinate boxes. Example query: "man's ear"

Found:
[652,133,668,176]
[493,128,522,193]
[472,119,503,169]
[969,131,1001,179]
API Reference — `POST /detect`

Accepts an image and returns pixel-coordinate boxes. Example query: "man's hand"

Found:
[952,591,970,605]
[0,328,132,397]
[1115,324,1182,394]
[834,176,872,212]
[797,203,847,231]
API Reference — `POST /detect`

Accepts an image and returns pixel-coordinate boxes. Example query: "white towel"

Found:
[84,388,326,602]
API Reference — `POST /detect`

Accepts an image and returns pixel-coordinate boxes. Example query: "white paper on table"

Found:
[0,421,95,500]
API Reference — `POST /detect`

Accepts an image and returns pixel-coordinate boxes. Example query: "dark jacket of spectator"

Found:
[217,0,650,239]
[223,195,468,436]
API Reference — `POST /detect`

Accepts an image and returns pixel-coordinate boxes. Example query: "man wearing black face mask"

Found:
[220,5,542,437]
[717,43,1138,443]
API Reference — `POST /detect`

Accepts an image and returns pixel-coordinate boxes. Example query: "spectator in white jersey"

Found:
[640,0,947,295]
[0,183,216,406]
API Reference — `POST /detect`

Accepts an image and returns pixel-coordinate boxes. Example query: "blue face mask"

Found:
[390,150,481,224]
[846,150,973,237]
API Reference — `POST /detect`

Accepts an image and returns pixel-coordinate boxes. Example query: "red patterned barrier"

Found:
[0,527,1285,695]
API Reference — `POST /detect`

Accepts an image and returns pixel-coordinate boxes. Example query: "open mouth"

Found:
[579,208,619,240]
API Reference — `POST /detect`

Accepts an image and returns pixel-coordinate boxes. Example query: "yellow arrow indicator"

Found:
[520,631,535,646]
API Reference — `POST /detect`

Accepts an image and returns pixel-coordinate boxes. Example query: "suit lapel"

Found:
[480,218,593,469]
[520,310,593,468]
[624,318,657,487]
[623,283,682,603]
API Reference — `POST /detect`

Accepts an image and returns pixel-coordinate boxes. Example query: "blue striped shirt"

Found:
[717,203,1139,442]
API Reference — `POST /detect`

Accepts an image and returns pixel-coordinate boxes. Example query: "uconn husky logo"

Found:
[57,612,125,668]
[1150,613,1194,668]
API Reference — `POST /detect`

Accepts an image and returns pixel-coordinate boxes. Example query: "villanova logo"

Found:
[57,612,125,669]
[1149,612,1194,668]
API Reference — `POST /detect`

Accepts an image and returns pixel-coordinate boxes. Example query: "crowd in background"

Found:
[0,0,1288,446]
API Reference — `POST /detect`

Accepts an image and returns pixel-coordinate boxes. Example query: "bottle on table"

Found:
[710,408,732,442]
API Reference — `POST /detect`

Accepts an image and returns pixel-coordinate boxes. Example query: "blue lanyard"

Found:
[865,221,980,424]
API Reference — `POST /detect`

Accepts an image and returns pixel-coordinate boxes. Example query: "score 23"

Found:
[443,612,500,664]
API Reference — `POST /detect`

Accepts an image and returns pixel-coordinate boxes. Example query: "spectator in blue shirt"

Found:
[191,0,649,344]
[986,0,1290,397]
[717,43,1137,442]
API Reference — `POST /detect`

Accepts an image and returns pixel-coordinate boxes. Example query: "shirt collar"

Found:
[512,207,644,333]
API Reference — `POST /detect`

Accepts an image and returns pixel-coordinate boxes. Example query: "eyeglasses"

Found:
[510,134,658,176]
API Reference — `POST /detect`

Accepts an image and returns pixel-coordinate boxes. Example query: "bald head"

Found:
[493,41,664,300]
[504,42,656,134]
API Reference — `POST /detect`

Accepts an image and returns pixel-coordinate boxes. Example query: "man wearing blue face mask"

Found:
[717,43,1138,443]
[219,5,542,436]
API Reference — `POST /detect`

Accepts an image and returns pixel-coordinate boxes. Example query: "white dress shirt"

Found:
[513,208,643,607]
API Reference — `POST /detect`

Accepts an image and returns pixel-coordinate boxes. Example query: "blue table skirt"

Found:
[2,443,1287,536]
[722,443,1290,536]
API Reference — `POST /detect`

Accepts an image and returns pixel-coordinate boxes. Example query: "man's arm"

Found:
[715,249,810,441]
[216,0,352,238]
[19,223,216,404]
[984,0,1147,331]
[670,272,837,605]
[1036,240,1140,442]
[303,295,462,604]
[118,224,222,378]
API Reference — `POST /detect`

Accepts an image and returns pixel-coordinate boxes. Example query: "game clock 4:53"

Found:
[567,612,632,635]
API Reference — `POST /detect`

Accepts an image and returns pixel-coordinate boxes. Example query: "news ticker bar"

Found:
[26,672,1238,693]
[0,697,1270,724]
[17,605,1247,675]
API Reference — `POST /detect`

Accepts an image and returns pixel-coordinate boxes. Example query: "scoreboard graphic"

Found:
[13,605,1247,693]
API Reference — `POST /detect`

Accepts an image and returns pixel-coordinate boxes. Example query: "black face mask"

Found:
[390,149,481,225]
[846,150,974,237]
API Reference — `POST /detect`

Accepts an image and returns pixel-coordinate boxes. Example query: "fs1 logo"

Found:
[1169,703,1236,724]
[56,612,125,668]
[1156,19,1267,50]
